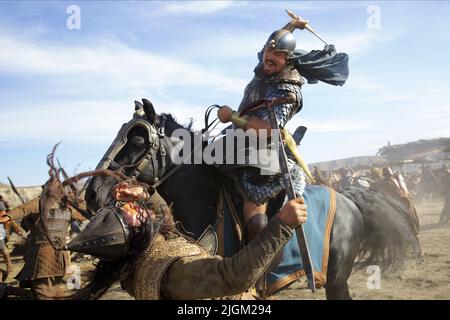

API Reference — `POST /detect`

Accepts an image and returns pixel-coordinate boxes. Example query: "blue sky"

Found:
[0,1,449,186]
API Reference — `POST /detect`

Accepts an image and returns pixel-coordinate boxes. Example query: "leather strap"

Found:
[239,93,296,117]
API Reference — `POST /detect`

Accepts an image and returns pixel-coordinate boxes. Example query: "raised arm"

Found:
[6,197,40,221]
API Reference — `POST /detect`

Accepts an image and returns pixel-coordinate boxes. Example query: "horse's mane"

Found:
[160,113,194,134]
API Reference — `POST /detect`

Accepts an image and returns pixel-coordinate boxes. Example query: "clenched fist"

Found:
[277,197,308,229]
[291,16,309,30]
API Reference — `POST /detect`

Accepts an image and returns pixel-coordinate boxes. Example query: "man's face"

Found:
[262,47,288,75]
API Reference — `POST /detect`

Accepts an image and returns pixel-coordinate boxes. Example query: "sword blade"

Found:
[304,25,328,45]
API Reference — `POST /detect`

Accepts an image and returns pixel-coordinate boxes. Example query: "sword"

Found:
[7,176,26,204]
[285,9,328,46]
[267,108,316,293]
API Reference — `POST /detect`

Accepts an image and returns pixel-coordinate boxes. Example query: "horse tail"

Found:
[341,186,421,271]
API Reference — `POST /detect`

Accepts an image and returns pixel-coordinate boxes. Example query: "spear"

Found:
[7,176,25,205]
[285,9,329,45]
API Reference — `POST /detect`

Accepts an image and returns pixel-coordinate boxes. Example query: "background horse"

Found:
[85,100,420,300]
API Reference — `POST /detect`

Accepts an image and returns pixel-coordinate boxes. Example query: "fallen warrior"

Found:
[64,177,307,300]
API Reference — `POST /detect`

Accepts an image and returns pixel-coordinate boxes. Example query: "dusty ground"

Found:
[274,198,450,300]
[2,198,449,300]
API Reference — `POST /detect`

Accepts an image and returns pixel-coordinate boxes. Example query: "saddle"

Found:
[198,187,244,257]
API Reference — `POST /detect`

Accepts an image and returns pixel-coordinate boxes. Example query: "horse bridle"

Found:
[129,115,168,183]
[98,105,220,189]
[96,115,169,186]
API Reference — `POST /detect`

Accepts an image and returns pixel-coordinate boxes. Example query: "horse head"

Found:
[85,99,180,211]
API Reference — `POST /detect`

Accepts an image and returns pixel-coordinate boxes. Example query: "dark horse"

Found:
[86,100,420,300]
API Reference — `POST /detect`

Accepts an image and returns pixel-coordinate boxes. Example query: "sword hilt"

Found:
[285,9,328,45]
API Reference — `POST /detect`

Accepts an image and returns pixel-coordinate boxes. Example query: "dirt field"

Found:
[2,198,449,300]
[274,198,450,300]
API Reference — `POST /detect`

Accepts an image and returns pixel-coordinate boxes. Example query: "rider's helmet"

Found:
[265,29,296,57]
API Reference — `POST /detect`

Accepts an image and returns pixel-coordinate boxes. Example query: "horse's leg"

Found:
[325,192,363,300]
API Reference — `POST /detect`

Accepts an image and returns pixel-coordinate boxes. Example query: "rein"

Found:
[152,105,221,189]
[106,106,221,190]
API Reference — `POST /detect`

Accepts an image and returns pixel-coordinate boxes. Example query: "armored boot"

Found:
[246,214,268,298]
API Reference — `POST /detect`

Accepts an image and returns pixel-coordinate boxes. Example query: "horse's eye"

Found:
[130,136,145,147]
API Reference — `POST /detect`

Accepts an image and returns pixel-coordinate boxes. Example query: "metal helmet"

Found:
[265,29,296,56]
[65,206,131,261]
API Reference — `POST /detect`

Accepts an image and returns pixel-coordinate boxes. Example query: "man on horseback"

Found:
[217,14,349,243]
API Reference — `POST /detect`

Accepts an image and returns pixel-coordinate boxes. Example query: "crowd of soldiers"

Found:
[312,162,450,227]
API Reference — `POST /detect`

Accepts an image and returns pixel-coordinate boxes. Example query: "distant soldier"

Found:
[6,194,86,299]
[373,167,422,256]
[338,167,353,190]
[313,165,327,185]
[437,163,450,197]
[0,194,27,245]
[0,201,12,281]
[419,164,439,200]
[438,168,450,226]
[4,149,88,300]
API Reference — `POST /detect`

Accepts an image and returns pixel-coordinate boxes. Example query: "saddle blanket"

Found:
[218,185,337,296]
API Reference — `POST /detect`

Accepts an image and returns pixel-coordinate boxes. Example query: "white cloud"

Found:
[323,28,404,59]
[0,96,215,145]
[0,100,131,144]
[0,32,246,94]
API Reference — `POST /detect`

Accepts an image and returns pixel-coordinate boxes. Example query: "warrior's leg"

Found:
[0,243,12,273]
[243,202,268,297]
[439,194,450,225]
[243,202,268,242]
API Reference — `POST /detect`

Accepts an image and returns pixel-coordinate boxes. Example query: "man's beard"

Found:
[263,63,276,75]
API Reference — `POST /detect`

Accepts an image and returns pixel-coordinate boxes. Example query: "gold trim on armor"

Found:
[126,234,207,300]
